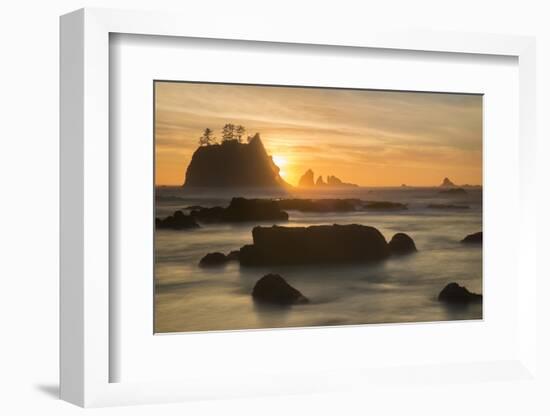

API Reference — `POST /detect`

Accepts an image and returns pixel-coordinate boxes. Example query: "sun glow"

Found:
[272,155,288,178]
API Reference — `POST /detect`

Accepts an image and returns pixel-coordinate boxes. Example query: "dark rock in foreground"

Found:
[276,198,359,212]
[239,224,390,266]
[199,252,228,267]
[364,201,408,210]
[438,282,482,304]
[190,197,288,223]
[156,210,200,230]
[439,188,467,195]
[389,233,417,255]
[252,274,308,305]
[461,231,482,244]
[428,204,470,210]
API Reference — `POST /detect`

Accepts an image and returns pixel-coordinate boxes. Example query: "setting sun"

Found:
[272,155,288,178]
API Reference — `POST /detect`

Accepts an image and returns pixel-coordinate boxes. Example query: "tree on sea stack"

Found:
[221,123,236,142]
[235,125,246,143]
[198,128,216,146]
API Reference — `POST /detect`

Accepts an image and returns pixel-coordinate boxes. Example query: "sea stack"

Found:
[182,134,290,191]
[297,169,358,188]
[440,177,457,187]
[298,169,315,187]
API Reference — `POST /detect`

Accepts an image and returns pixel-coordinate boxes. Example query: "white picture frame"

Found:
[60,7,538,408]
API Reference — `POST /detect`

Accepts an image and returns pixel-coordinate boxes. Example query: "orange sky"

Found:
[155,81,482,187]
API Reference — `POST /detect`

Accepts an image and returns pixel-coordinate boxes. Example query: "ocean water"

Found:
[154,187,482,333]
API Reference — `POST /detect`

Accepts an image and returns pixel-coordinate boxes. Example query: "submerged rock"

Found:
[276,198,359,212]
[364,201,408,210]
[252,274,308,305]
[199,250,241,267]
[461,231,482,244]
[239,224,390,266]
[190,197,288,223]
[439,188,467,195]
[227,250,240,261]
[189,206,225,222]
[438,282,482,304]
[199,252,228,267]
[156,210,200,230]
[389,233,417,255]
[427,204,469,209]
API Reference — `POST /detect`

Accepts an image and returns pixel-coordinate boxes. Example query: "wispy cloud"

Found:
[155,82,482,186]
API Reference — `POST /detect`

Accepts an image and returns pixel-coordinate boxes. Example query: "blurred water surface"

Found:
[155,186,482,333]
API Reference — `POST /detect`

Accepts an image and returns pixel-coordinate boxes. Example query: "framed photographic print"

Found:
[60,8,539,409]
[153,81,483,334]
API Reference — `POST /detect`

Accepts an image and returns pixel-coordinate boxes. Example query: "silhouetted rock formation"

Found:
[239,224,390,266]
[439,188,467,195]
[190,197,288,223]
[461,231,482,244]
[298,169,315,187]
[428,204,469,209]
[389,233,417,255]
[199,252,229,267]
[183,134,289,190]
[440,177,457,187]
[277,198,359,212]
[297,169,357,188]
[364,201,408,210]
[252,274,309,305]
[156,210,200,230]
[227,250,240,261]
[199,250,240,267]
[438,282,482,304]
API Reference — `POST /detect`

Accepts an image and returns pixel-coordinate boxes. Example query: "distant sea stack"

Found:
[440,177,457,187]
[298,169,315,187]
[298,169,358,188]
[183,134,290,191]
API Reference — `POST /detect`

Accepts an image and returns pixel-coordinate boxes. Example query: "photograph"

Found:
[154,81,483,333]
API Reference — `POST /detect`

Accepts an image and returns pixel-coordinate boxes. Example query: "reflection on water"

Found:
[154,187,482,333]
